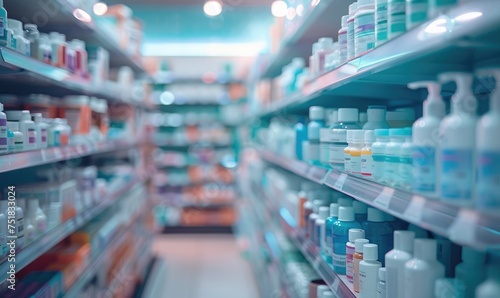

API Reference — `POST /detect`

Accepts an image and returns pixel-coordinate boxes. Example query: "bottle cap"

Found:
[338,206,355,222]
[364,130,374,143]
[394,230,415,253]
[363,244,378,261]
[353,201,368,215]
[341,15,349,28]
[292,57,305,68]
[414,239,437,261]
[374,129,389,137]
[352,130,366,143]
[367,207,384,222]
[32,113,43,123]
[330,203,339,217]
[358,0,374,7]
[359,112,367,123]
[317,285,329,297]
[5,110,23,121]
[21,110,32,121]
[318,206,329,220]
[378,267,386,281]
[367,105,387,122]
[349,228,365,242]
[309,106,325,121]
[355,238,369,253]
[461,247,486,264]
[326,108,338,125]
[318,37,334,51]
[338,108,359,122]
[323,291,334,298]
[338,196,353,207]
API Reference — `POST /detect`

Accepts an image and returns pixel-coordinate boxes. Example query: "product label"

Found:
[351,154,362,174]
[333,233,348,270]
[441,149,474,200]
[389,0,406,37]
[347,18,356,59]
[361,152,373,176]
[28,128,36,145]
[355,13,376,57]
[332,253,347,268]
[376,3,388,43]
[309,143,320,162]
[412,146,436,192]
[372,152,385,181]
[346,244,355,281]
[477,151,500,209]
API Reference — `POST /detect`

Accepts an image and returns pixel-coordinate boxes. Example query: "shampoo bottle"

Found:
[455,247,486,298]
[333,206,362,274]
[404,239,445,298]
[385,230,415,298]
[346,228,365,283]
[438,72,477,206]
[359,243,382,298]
[353,238,370,292]
[362,207,394,265]
[408,81,445,197]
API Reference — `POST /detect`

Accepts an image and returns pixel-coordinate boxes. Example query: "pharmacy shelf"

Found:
[154,141,233,150]
[258,149,500,251]
[4,0,148,75]
[0,177,144,284]
[162,225,233,234]
[0,47,153,110]
[277,207,357,298]
[0,139,139,173]
[253,0,500,117]
[261,0,351,78]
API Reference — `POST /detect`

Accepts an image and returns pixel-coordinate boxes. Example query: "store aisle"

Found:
[152,234,260,298]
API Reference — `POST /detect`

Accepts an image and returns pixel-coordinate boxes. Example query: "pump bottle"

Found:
[438,72,477,207]
[409,81,445,197]
[475,68,500,212]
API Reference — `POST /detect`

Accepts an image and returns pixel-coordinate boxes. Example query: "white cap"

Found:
[309,106,325,120]
[338,108,359,122]
[364,130,374,144]
[358,0,375,9]
[330,203,339,217]
[461,247,486,264]
[5,110,23,121]
[353,201,368,215]
[367,207,384,222]
[352,130,366,143]
[367,105,387,122]
[21,110,32,121]
[378,268,386,281]
[292,57,305,68]
[317,285,329,298]
[394,230,415,253]
[323,291,334,298]
[363,244,378,261]
[414,239,437,261]
[326,108,338,125]
[359,112,367,123]
[349,228,365,242]
[319,206,329,220]
[338,206,355,222]
[349,2,358,15]
[338,196,353,206]
[341,15,349,27]
[355,238,369,253]
[0,0,3,7]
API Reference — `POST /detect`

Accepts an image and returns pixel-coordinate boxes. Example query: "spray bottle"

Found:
[475,68,500,212]
[408,81,446,197]
[438,72,477,207]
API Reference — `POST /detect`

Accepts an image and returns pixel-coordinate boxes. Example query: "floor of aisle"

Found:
[151,234,260,298]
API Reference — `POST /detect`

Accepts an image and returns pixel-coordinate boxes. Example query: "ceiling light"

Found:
[271,1,288,18]
[455,11,482,22]
[93,2,108,16]
[73,8,92,23]
[204,1,223,17]
[286,7,296,20]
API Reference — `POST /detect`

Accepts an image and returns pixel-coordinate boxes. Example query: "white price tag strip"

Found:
[447,209,478,244]
[403,195,426,223]
[332,277,340,292]
[374,187,395,209]
[334,173,348,190]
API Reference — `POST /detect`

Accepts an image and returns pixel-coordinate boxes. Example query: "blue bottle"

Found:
[362,208,394,266]
[353,200,368,223]
[324,203,339,264]
[295,117,307,160]
[307,106,325,165]
[333,206,361,274]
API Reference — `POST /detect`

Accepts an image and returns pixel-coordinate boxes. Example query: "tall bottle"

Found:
[409,81,446,197]
[359,243,382,298]
[475,68,500,212]
[404,239,445,298]
[308,106,325,165]
[333,206,362,274]
[362,207,394,265]
[325,203,339,264]
[385,230,415,298]
[455,247,486,298]
[476,254,500,298]
[346,228,365,283]
[24,23,40,58]
[7,121,24,152]
[295,117,307,160]
[438,72,477,207]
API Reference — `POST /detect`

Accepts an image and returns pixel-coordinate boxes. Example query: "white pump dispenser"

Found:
[438,72,477,207]
[475,68,500,212]
[409,81,445,197]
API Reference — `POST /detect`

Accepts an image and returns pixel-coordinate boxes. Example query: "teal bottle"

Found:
[333,206,361,274]
[324,203,339,264]
[362,208,394,266]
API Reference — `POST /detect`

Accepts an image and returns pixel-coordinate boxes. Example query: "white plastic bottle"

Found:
[363,105,390,130]
[438,72,477,207]
[32,113,48,149]
[375,0,388,46]
[7,121,24,152]
[38,33,52,64]
[338,15,349,64]
[455,247,486,298]
[20,198,36,243]
[404,239,445,298]
[355,0,376,57]
[0,102,7,154]
[377,267,386,298]
[409,81,445,197]
[8,19,30,55]
[347,2,359,60]
[476,254,500,298]
[385,230,415,298]
[6,110,37,150]
[346,228,366,283]
[359,243,382,298]
[15,197,25,249]
[475,68,500,212]
[372,129,390,182]
[388,0,406,39]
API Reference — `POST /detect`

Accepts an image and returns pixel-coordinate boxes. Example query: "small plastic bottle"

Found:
[333,206,362,274]
[325,203,339,264]
[330,108,360,169]
[363,105,390,130]
[406,0,429,30]
[359,243,382,298]
[354,238,370,292]
[32,113,48,149]
[316,38,334,74]
[338,15,349,64]
[361,130,375,178]
[50,32,67,68]
[308,106,325,165]
[346,228,365,283]
[24,23,40,58]
[355,0,376,57]
[375,0,388,46]
[7,121,24,152]
[0,102,7,154]
[347,2,359,60]
[350,130,366,175]
[372,129,390,182]
[377,267,386,298]
[28,198,47,234]
[388,0,406,39]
